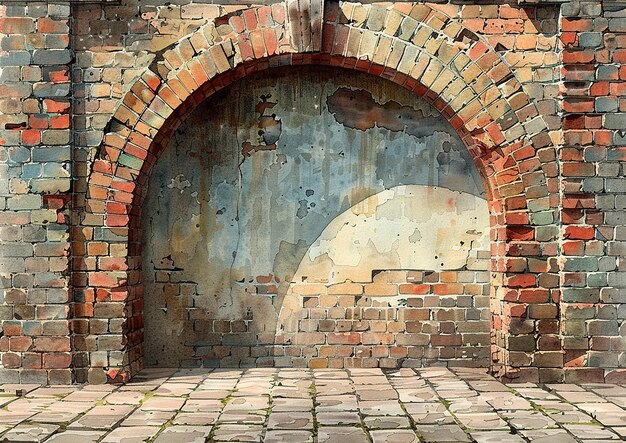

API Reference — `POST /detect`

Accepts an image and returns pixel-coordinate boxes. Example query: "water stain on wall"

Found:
[141,66,490,368]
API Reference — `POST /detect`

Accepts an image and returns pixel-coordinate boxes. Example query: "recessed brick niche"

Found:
[1,0,625,384]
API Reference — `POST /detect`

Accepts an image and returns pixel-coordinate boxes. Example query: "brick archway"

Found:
[74,1,559,383]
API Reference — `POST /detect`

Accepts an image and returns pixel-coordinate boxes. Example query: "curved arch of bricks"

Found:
[75,1,560,383]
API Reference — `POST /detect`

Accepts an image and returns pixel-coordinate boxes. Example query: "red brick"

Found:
[433,283,464,295]
[0,18,35,34]
[22,129,41,146]
[563,241,585,256]
[34,337,70,352]
[50,114,70,129]
[561,18,593,32]
[88,272,122,288]
[9,336,32,352]
[564,225,594,240]
[431,335,462,346]
[399,284,430,295]
[37,17,69,34]
[43,353,72,369]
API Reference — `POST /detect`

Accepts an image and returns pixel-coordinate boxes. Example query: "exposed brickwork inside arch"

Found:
[2,0,626,384]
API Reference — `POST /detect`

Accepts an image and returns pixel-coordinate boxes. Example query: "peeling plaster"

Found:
[141,67,490,367]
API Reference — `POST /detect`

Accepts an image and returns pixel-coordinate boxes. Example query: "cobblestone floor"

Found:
[0,367,625,442]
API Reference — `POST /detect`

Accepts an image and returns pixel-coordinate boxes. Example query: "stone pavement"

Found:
[0,367,625,442]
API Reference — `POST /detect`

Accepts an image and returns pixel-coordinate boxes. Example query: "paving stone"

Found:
[546,384,586,392]
[222,396,268,412]
[121,409,176,426]
[267,412,313,430]
[217,412,266,424]
[467,380,510,392]
[397,388,438,402]
[415,424,471,442]
[212,424,263,442]
[364,415,411,429]
[506,410,556,429]
[351,376,389,385]
[348,369,384,377]
[448,398,494,413]
[29,401,93,423]
[520,429,578,442]
[139,396,186,411]
[61,390,108,402]
[172,412,219,425]
[69,405,134,429]
[189,389,231,399]
[407,411,455,424]
[355,387,397,400]
[205,370,242,380]
[315,382,354,396]
[534,401,577,412]
[469,431,526,442]
[606,397,626,407]
[316,395,358,412]
[181,399,223,412]
[454,412,508,430]
[358,400,405,416]
[81,384,118,392]
[152,425,212,443]
[589,412,626,427]
[561,423,620,440]
[26,387,75,398]
[312,370,348,379]
[480,392,532,410]
[316,411,361,426]
[390,378,428,389]
[576,401,624,416]
[271,398,313,412]
[104,391,145,405]
[548,409,594,424]
[403,401,447,415]
[0,410,35,426]
[117,384,160,392]
[317,426,369,443]
[198,380,238,390]
[101,426,160,443]
[514,388,559,401]
[234,385,272,396]
[264,430,313,443]
[555,391,605,403]
[43,430,105,442]
[370,429,419,442]
[0,385,41,395]
[587,385,626,397]
[0,422,59,442]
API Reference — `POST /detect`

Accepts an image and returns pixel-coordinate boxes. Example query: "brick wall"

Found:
[560,0,626,383]
[0,2,72,384]
[275,267,491,369]
[0,0,625,384]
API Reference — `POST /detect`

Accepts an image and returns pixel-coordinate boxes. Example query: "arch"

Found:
[74,1,559,383]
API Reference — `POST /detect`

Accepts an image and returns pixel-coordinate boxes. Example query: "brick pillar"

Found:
[560,0,626,383]
[0,2,72,384]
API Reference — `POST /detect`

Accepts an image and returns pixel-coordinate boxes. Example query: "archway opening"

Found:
[141,66,492,369]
